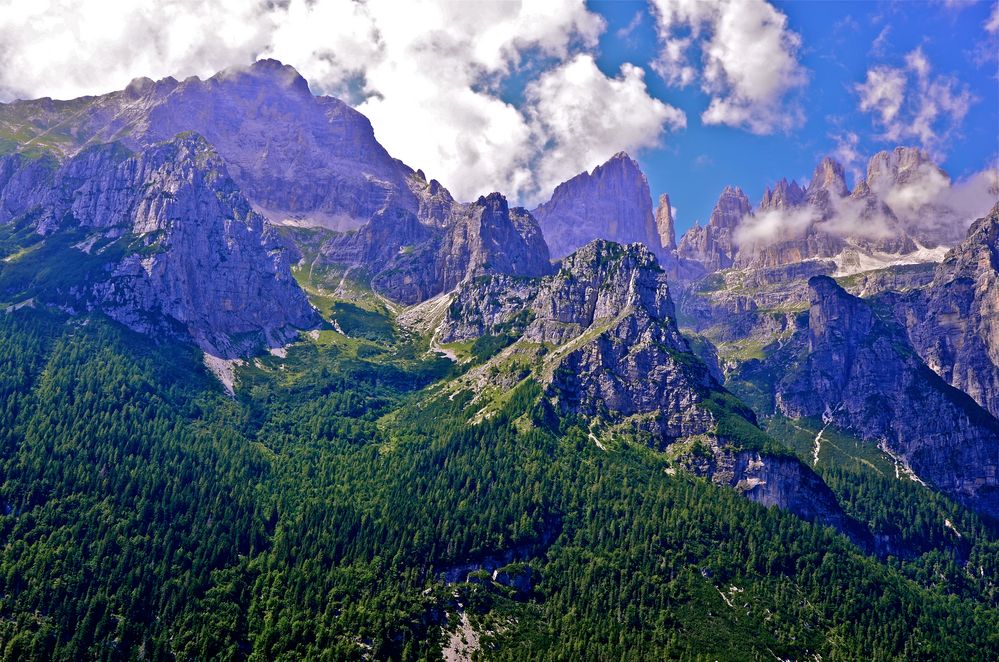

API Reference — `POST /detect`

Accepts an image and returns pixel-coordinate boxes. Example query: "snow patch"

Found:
[831,242,949,277]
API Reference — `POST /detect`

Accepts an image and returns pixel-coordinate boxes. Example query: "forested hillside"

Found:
[0,308,995,660]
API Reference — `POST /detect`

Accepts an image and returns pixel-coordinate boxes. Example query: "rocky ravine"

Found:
[433,240,865,541]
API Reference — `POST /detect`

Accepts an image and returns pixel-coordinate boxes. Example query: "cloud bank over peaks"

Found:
[0,0,686,207]
[733,150,999,250]
[649,0,808,134]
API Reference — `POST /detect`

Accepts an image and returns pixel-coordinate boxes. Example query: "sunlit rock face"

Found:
[0,133,319,356]
[677,186,751,271]
[772,275,999,519]
[532,153,664,260]
[0,59,427,230]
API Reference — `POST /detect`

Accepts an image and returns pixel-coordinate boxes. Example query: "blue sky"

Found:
[0,0,995,235]
[590,0,998,232]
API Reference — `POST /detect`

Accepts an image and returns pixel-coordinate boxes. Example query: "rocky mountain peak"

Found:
[531,153,660,259]
[435,238,860,536]
[552,239,672,324]
[475,191,510,214]
[124,76,157,97]
[0,59,423,229]
[759,177,806,210]
[655,193,677,251]
[709,186,752,229]
[865,146,949,191]
[807,156,848,199]
[333,189,552,304]
[936,200,999,281]
[676,186,748,271]
[207,59,313,98]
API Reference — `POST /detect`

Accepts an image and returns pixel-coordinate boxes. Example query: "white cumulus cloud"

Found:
[989,3,999,32]
[649,0,808,134]
[526,54,686,199]
[856,47,974,154]
[0,0,685,205]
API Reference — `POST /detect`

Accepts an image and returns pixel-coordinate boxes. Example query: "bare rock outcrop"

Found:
[774,275,999,519]
[900,202,999,418]
[0,133,319,356]
[439,240,863,536]
[531,153,663,259]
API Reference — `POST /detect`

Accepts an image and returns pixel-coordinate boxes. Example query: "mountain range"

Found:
[1,60,997,659]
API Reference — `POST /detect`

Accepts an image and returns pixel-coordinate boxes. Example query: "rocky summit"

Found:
[436,240,864,540]
[0,59,433,230]
[677,186,750,271]
[531,153,665,259]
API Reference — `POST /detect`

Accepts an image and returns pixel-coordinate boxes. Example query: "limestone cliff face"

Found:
[758,178,806,211]
[901,203,999,419]
[677,186,750,271]
[734,163,846,270]
[437,193,551,292]
[532,153,663,259]
[655,194,677,252]
[0,133,319,356]
[321,192,551,305]
[723,151,960,272]
[438,240,861,535]
[775,276,999,519]
[865,146,958,249]
[805,156,849,211]
[0,60,427,229]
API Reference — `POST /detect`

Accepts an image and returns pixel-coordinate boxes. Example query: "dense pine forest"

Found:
[0,307,996,661]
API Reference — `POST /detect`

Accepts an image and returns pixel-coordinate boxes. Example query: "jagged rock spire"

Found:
[656,193,677,251]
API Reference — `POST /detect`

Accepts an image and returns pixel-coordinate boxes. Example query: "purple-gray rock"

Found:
[1,133,319,356]
[655,193,677,252]
[320,192,551,304]
[439,240,862,536]
[677,186,750,271]
[0,59,428,229]
[901,202,999,419]
[531,153,663,259]
[774,275,999,519]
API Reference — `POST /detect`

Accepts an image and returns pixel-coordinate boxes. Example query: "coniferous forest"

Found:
[0,307,995,660]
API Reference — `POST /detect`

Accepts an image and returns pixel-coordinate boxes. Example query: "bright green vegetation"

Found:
[0,304,995,661]
[765,416,999,600]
